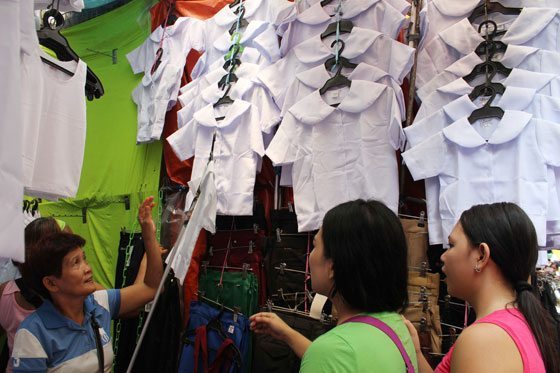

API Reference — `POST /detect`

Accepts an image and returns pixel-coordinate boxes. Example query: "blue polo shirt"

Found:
[11,289,120,372]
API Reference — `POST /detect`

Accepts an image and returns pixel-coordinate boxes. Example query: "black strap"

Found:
[90,317,105,373]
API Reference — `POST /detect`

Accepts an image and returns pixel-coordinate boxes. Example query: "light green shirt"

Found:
[300,312,418,372]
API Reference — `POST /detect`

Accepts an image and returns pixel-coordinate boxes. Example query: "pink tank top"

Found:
[435,308,545,373]
[0,281,35,372]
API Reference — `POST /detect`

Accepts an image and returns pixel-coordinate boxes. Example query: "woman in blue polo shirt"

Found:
[11,197,163,372]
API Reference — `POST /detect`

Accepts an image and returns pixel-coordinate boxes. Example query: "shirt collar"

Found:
[504,68,557,92]
[212,0,263,26]
[494,86,536,111]
[38,295,98,330]
[296,0,380,25]
[431,0,479,17]
[444,52,483,77]
[293,27,381,64]
[436,18,484,55]
[194,99,252,128]
[295,62,392,89]
[212,20,269,52]
[499,44,538,68]
[149,17,190,42]
[442,95,477,122]
[288,80,385,125]
[200,78,254,104]
[442,110,532,148]
[501,8,559,47]
[437,78,473,95]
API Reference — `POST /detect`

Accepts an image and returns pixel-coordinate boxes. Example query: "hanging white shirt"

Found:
[405,89,560,244]
[168,161,216,285]
[26,53,87,200]
[0,0,24,262]
[266,80,403,231]
[420,0,558,47]
[291,0,411,16]
[415,69,560,122]
[278,62,405,187]
[190,20,281,80]
[402,110,560,247]
[499,8,560,53]
[277,0,407,57]
[417,46,560,101]
[258,26,415,108]
[167,100,265,216]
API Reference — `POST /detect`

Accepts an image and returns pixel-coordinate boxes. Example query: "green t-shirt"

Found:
[300,312,418,373]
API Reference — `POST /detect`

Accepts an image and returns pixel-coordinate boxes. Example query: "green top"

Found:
[300,312,418,373]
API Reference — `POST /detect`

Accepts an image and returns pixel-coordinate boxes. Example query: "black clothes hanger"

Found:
[229,18,249,35]
[320,19,354,40]
[468,1,521,23]
[37,9,104,100]
[468,84,504,123]
[319,64,351,97]
[218,72,238,89]
[323,40,357,71]
[475,39,507,57]
[463,59,511,82]
[320,0,334,6]
[223,57,241,71]
[213,84,234,109]
[229,0,241,8]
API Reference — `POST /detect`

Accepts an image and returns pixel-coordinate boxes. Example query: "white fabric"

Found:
[403,111,560,247]
[277,62,406,187]
[291,0,411,16]
[417,46,560,101]
[167,100,265,215]
[0,0,24,262]
[258,26,415,108]
[278,0,407,57]
[266,80,402,231]
[168,161,216,284]
[405,89,560,244]
[420,0,558,47]
[190,20,281,80]
[415,69,560,122]
[500,8,560,53]
[34,0,83,12]
[25,53,87,200]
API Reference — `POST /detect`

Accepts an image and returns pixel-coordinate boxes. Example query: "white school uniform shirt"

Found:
[167,100,265,216]
[266,80,403,231]
[179,77,280,136]
[1,0,24,262]
[403,110,560,247]
[416,18,484,89]
[291,0,411,16]
[258,26,415,109]
[500,8,560,53]
[420,0,558,47]
[415,69,560,122]
[27,53,87,200]
[190,20,281,80]
[278,62,406,187]
[417,46,560,101]
[277,0,407,57]
[405,89,560,244]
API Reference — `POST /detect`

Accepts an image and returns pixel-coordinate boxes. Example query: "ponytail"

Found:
[515,282,560,373]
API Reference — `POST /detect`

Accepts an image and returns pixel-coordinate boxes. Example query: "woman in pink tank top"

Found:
[406,203,559,372]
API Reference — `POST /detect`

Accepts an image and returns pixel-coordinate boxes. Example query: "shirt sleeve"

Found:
[401,132,446,181]
[166,118,197,161]
[126,41,151,75]
[404,111,446,149]
[385,36,415,84]
[248,106,266,157]
[536,119,560,167]
[256,54,298,108]
[265,112,303,165]
[93,289,121,319]
[247,86,281,134]
[12,328,48,372]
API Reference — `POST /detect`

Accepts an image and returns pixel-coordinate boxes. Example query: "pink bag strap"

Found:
[342,315,415,373]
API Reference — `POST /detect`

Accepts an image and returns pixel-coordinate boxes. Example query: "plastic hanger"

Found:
[463,59,511,83]
[320,0,334,6]
[468,1,521,23]
[218,71,238,89]
[37,9,104,100]
[319,64,351,99]
[213,84,234,108]
[323,40,357,71]
[468,84,504,123]
[320,19,354,40]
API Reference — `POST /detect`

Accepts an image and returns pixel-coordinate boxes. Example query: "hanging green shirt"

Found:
[300,312,418,373]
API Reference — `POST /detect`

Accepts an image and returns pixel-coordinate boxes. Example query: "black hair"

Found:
[21,232,86,300]
[321,199,408,313]
[460,202,560,372]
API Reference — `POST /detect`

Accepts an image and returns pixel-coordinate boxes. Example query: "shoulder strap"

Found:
[193,325,209,373]
[342,315,415,373]
[90,317,105,373]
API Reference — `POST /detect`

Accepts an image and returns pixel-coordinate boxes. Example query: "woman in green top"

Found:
[250,199,418,372]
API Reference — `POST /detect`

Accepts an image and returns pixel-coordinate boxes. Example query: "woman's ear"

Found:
[327,258,335,281]
[477,243,491,270]
[42,276,59,294]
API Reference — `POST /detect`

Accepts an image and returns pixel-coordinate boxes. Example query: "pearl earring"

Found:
[474,264,481,273]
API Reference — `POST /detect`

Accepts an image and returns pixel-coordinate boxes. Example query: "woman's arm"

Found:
[118,197,163,317]
[250,312,312,358]
[403,318,434,373]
